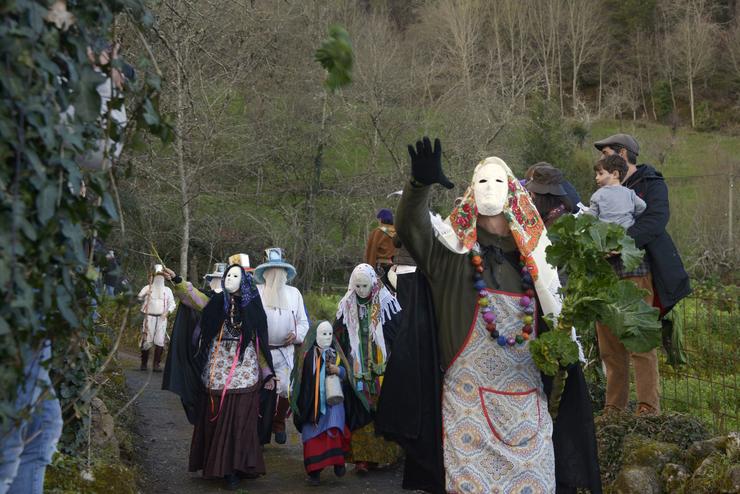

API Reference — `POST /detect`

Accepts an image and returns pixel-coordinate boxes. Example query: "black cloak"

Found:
[290,322,373,433]
[161,300,207,425]
[200,290,276,444]
[161,271,279,441]
[375,256,602,494]
[375,271,445,493]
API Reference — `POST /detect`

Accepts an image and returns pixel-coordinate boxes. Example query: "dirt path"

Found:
[121,353,407,493]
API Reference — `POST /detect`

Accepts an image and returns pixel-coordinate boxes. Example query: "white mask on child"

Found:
[315,321,333,350]
[224,266,242,294]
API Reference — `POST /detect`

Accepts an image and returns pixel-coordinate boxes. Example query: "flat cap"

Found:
[594,133,639,155]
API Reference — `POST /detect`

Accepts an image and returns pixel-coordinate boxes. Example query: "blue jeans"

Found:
[0,343,64,494]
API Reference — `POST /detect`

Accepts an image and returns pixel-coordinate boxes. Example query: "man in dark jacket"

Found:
[593,133,691,416]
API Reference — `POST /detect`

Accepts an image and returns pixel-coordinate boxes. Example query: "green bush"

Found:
[652,80,673,120]
[695,101,719,132]
[517,96,575,170]
[303,291,343,324]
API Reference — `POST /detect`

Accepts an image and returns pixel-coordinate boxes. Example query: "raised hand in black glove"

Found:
[407,136,454,189]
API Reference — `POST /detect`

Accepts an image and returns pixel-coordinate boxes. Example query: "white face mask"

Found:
[473,161,508,216]
[315,321,333,350]
[224,267,242,294]
[353,272,372,299]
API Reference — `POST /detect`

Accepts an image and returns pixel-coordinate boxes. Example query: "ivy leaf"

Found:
[61,219,85,264]
[142,98,160,126]
[36,183,58,225]
[73,67,104,122]
[56,284,79,326]
[101,192,118,220]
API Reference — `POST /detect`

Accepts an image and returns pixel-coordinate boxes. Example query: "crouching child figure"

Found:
[290,321,372,486]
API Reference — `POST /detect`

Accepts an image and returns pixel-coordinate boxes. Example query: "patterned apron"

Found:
[442,289,555,494]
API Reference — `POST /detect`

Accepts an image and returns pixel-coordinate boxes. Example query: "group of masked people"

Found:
[155,134,688,494]
[155,247,402,490]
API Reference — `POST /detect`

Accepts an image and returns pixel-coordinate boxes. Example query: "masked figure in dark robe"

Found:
[290,321,372,486]
[184,263,275,491]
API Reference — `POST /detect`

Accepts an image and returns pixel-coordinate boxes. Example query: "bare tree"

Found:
[486,0,541,109]
[563,0,601,114]
[665,0,718,128]
[530,0,563,102]
[421,0,484,99]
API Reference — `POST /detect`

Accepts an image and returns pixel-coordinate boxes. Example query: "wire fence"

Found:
[663,172,737,280]
[659,294,739,433]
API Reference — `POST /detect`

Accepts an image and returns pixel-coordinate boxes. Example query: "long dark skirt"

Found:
[189,385,264,479]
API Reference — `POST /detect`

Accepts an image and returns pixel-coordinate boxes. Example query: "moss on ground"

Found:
[595,410,709,487]
[45,359,139,493]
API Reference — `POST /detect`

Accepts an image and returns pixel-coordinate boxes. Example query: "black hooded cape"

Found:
[375,263,602,494]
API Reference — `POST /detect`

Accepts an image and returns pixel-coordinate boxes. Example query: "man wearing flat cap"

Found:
[593,133,691,416]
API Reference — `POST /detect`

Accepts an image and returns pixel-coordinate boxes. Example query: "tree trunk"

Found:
[572,59,578,115]
[688,74,695,128]
[301,92,328,291]
[636,38,649,119]
[557,28,564,116]
[668,73,677,112]
[176,61,189,275]
[598,53,604,116]
[646,54,657,120]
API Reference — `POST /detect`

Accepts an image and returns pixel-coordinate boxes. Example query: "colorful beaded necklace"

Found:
[469,245,536,347]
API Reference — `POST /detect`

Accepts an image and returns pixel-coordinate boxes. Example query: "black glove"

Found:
[407,137,454,189]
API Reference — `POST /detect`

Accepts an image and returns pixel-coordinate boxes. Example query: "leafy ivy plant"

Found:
[0,0,170,452]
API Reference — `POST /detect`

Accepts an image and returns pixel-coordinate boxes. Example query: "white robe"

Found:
[257,284,309,397]
[138,284,175,347]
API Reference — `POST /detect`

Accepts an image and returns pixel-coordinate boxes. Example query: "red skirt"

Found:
[303,426,350,473]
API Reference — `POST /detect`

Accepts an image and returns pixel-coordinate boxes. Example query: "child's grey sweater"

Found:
[587,184,646,229]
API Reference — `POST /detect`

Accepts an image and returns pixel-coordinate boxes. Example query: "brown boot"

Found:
[153,345,164,372]
[272,396,290,443]
[140,349,150,371]
[636,402,659,417]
